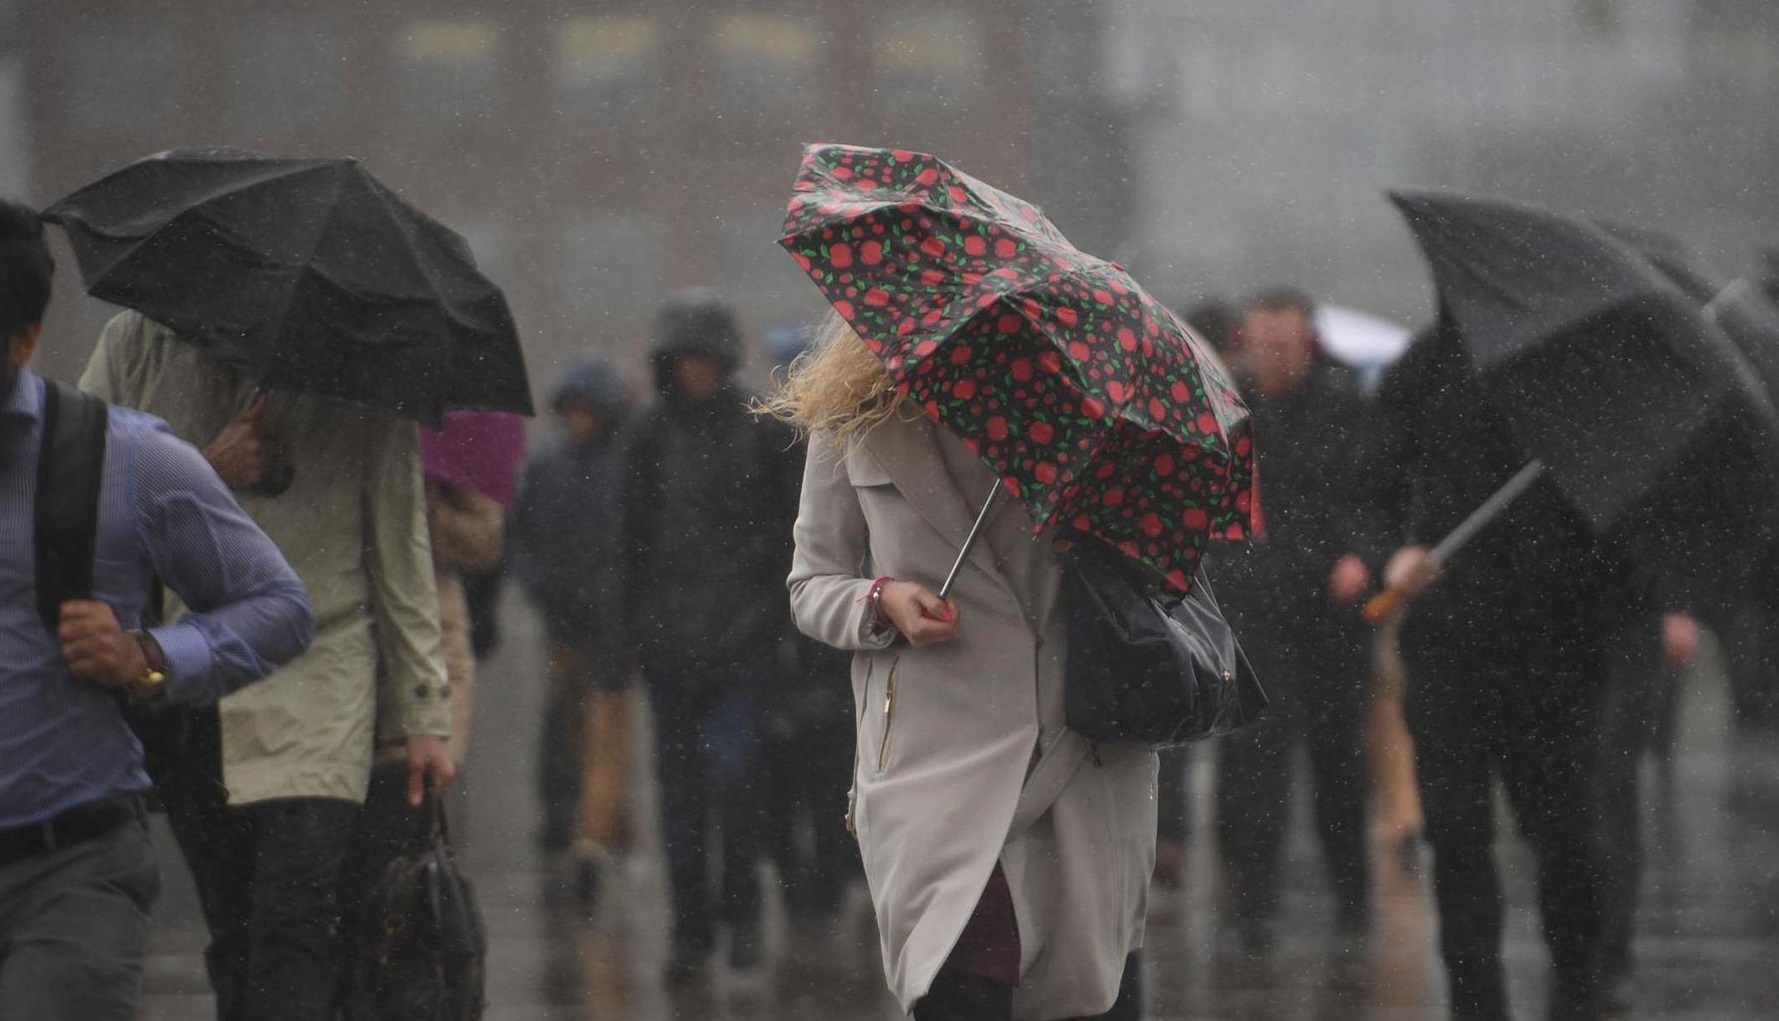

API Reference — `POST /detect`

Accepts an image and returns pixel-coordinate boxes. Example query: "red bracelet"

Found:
[866,576,895,635]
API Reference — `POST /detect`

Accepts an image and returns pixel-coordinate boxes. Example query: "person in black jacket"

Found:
[1354,318,1699,1021]
[1210,288,1375,945]
[508,354,634,890]
[622,291,801,983]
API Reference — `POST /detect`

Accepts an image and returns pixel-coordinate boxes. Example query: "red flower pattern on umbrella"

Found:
[780,143,1253,593]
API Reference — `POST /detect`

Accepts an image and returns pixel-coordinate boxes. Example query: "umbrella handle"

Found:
[1361,587,1403,626]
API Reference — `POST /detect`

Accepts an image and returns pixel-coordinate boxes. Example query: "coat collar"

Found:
[856,414,1018,601]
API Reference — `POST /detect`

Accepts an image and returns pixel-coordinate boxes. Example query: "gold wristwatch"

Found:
[128,630,168,697]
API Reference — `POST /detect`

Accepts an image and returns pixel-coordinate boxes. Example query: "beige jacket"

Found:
[788,414,1156,1021]
[81,311,450,805]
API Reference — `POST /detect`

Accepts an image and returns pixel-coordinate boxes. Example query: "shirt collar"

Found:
[0,368,42,425]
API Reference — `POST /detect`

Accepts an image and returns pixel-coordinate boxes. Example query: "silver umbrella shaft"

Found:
[1429,458,1546,564]
[938,482,1004,600]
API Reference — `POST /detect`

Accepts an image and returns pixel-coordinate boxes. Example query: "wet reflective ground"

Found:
[140,602,1779,1019]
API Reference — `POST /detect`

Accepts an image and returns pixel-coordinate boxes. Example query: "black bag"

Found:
[345,791,487,1021]
[1063,538,1267,748]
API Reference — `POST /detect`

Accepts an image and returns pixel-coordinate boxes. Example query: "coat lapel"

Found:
[857,415,1018,601]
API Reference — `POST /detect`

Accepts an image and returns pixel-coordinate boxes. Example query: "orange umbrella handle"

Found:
[1362,587,1403,626]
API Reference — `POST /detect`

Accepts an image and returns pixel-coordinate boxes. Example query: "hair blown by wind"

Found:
[756,312,912,444]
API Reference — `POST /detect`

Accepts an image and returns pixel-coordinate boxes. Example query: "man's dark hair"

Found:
[0,199,54,341]
[1247,285,1315,318]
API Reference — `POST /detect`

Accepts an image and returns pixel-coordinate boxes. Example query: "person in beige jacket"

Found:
[80,310,451,1021]
[771,316,1156,1021]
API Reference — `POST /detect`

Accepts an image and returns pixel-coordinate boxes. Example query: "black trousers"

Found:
[1214,628,1370,923]
[1405,648,1609,1021]
[152,709,359,1021]
[1595,633,1674,984]
[912,952,1144,1021]
[649,678,765,951]
[762,710,859,920]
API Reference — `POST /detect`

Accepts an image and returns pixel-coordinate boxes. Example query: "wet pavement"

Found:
[139,599,1779,1020]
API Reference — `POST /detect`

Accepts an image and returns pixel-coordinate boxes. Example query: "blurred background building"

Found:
[10,0,1133,390]
[7,0,1778,389]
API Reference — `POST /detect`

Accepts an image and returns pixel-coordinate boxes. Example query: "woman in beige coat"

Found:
[770,317,1156,1021]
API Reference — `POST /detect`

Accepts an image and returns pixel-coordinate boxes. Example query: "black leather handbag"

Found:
[344,792,487,1021]
[1063,538,1267,748]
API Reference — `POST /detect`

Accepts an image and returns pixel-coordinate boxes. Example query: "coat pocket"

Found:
[846,657,875,839]
[876,658,901,772]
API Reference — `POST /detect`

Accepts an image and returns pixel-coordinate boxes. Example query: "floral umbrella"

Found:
[780,143,1253,593]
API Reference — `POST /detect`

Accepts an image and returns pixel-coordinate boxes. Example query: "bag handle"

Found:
[417,780,452,847]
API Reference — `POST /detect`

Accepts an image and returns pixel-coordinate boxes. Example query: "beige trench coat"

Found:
[788,415,1156,1020]
[81,312,450,805]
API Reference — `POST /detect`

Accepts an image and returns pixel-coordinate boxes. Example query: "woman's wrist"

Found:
[867,576,896,635]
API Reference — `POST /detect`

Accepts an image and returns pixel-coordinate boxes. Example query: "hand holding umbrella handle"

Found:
[1359,459,1545,628]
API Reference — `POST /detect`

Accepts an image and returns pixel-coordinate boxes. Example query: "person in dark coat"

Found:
[1353,317,1700,1021]
[1209,288,1375,944]
[507,354,633,876]
[622,291,802,982]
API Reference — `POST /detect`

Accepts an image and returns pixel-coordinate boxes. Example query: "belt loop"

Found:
[39,820,57,852]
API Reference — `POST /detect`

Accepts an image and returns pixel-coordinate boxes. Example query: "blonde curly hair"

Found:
[756,311,913,443]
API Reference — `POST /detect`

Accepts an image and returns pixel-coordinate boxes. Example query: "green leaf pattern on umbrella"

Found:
[780,144,1253,592]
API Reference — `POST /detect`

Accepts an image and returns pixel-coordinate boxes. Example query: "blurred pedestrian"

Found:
[622,291,801,982]
[1210,287,1375,945]
[774,314,1153,1021]
[759,324,861,928]
[1354,318,1701,1021]
[81,310,454,1021]
[507,354,634,896]
[0,198,313,1021]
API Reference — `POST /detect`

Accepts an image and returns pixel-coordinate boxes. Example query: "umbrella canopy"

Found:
[1598,223,1779,574]
[781,144,1252,593]
[420,411,528,510]
[44,148,532,423]
[1390,189,1779,529]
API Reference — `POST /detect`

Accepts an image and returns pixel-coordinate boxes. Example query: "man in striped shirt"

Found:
[0,199,315,1021]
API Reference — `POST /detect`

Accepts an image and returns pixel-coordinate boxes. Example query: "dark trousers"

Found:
[1157,746,1191,845]
[1406,651,1609,1021]
[912,953,1144,1021]
[763,711,858,920]
[334,764,422,1013]
[0,804,159,1021]
[650,679,765,951]
[154,710,359,1021]
[1596,636,1673,983]
[1214,637,1370,922]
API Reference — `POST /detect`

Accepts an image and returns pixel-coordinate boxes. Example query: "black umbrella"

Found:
[1600,222,1779,579]
[1388,189,1779,528]
[1365,192,1779,621]
[44,148,532,422]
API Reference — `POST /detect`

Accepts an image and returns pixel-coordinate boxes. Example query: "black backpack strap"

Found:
[34,380,110,634]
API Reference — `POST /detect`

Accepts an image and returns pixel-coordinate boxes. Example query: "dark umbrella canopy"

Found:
[782,144,1252,593]
[1390,189,1778,529]
[1599,222,1779,580]
[44,148,532,422]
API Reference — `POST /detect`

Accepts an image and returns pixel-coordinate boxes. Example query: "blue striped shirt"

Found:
[1,370,314,827]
